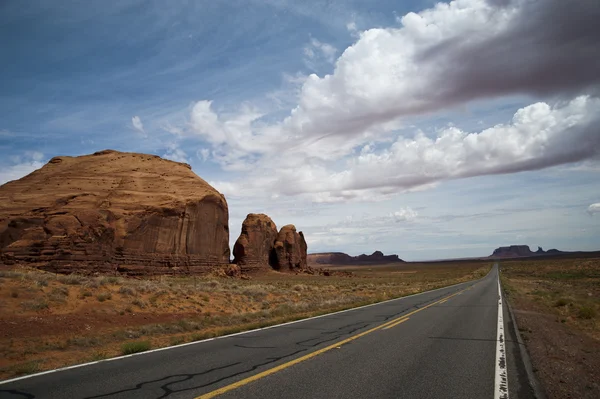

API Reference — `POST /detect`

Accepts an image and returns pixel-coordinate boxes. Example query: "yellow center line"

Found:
[438,299,447,304]
[382,317,409,330]
[195,286,471,399]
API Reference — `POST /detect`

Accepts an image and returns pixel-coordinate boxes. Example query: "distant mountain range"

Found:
[307,251,404,265]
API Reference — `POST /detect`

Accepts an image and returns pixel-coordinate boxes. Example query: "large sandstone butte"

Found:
[0,150,230,274]
[232,215,308,272]
[232,214,278,273]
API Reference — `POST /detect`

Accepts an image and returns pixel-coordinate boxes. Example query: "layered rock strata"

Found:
[0,150,230,275]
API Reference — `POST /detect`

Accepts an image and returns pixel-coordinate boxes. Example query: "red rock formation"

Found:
[272,225,307,271]
[0,150,230,275]
[232,214,278,273]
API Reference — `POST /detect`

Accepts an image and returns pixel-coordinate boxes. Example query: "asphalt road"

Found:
[0,264,535,399]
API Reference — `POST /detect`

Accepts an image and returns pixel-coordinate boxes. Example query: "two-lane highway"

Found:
[0,265,535,398]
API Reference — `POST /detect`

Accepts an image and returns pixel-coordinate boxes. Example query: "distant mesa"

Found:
[0,150,230,275]
[233,214,308,273]
[491,245,536,258]
[308,251,404,265]
[489,245,565,259]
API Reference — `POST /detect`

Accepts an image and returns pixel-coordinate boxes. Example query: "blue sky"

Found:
[1,0,599,260]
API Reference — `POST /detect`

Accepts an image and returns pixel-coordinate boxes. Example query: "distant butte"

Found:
[307,251,404,265]
[488,245,567,259]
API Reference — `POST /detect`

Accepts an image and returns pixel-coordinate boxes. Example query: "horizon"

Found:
[1,0,599,261]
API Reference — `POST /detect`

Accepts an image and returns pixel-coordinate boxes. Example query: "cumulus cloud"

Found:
[588,203,600,215]
[328,96,600,193]
[184,0,600,202]
[282,0,600,152]
[132,115,145,136]
[208,95,600,202]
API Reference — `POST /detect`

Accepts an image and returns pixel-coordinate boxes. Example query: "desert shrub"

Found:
[34,276,50,287]
[57,274,86,285]
[170,336,185,346]
[149,290,167,305]
[79,290,92,299]
[292,284,308,292]
[51,286,69,297]
[242,285,268,299]
[105,276,120,284]
[89,351,109,361]
[578,306,596,320]
[191,332,215,341]
[135,281,162,294]
[121,341,150,355]
[96,292,112,302]
[553,298,569,307]
[132,298,148,308]
[10,361,41,376]
[85,279,100,289]
[21,299,49,311]
[118,286,137,296]
[48,286,69,303]
[0,270,24,278]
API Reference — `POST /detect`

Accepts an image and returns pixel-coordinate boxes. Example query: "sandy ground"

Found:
[501,258,600,399]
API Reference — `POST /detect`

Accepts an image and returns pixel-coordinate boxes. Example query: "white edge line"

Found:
[494,266,509,399]
[0,270,490,385]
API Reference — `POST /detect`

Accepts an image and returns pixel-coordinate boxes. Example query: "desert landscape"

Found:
[0,150,494,379]
[1,150,599,398]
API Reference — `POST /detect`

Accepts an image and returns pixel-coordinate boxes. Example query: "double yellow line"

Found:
[196,286,469,399]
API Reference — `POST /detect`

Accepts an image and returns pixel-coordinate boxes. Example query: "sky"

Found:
[1,0,599,260]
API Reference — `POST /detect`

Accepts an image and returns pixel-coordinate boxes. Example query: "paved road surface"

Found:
[0,264,535,398]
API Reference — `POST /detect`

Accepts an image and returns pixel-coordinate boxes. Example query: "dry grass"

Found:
[500,257,600,340]
[0,262,491,379]
[500,257,600,398]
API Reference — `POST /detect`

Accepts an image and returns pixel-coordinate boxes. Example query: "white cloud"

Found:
[196,95,600,203]
[390,208,418,222]
[132,115,145,136]
[197,148,210,162]
[588,203,600,216]
[0,152,45,185]
[181,0,600,203]
[282,0,599,153]
[162,143,189,164]
[303,38,337,67]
